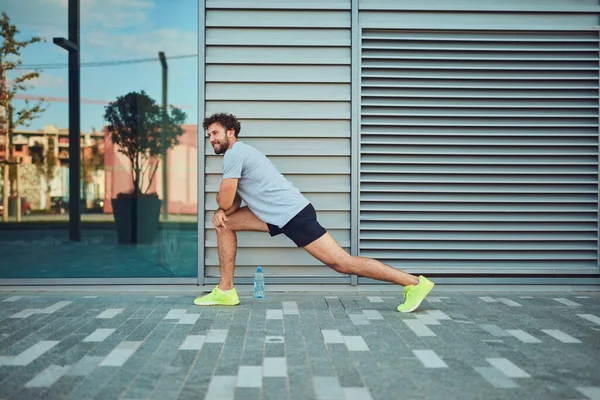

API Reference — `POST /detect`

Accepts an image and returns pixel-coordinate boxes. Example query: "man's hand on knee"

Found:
[213,209,228,232]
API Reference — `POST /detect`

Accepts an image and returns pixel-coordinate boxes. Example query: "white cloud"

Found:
[6,70,66,89]
[5,0,196,67]
[86,29,197,57]
[32,73,67,88]
[4,0,154,38]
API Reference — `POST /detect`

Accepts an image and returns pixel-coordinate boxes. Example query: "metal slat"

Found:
[359,242,598,251]
[360,231,598,240]
[360,212,598,222]
[361,30,599,41]
[360,203,599,212]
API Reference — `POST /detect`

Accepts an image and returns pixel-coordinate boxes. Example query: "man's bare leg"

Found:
[304,233,419,286]
[216,228,237,290]
[216,207,269,290]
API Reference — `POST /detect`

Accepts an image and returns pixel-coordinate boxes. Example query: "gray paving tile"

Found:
[262,376,288,400]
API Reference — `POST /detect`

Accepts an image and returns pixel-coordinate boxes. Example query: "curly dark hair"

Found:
[202,113,241,137]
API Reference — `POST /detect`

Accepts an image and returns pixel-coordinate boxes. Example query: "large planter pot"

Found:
[111,194,161,244]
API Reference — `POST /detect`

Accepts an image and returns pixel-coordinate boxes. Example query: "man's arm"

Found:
[216,178,239,211]
[221,193,242,216]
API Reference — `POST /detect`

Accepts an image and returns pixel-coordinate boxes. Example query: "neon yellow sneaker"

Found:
[397,275,435,313]
[193,286,240,306]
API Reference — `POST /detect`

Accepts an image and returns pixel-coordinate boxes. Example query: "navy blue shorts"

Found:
[267,204,327,247]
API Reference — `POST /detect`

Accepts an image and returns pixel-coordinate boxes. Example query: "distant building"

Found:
[0,125,105,209]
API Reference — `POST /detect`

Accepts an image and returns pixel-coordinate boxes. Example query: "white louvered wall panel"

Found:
[204,0,352,279]
[359,28,600,275]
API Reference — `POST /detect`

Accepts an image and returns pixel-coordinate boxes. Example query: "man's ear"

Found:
[227,129,235,138]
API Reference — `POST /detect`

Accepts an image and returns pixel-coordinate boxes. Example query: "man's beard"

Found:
[213,137,230,154]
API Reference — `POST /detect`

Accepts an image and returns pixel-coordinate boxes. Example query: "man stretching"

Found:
[194,113,435,312]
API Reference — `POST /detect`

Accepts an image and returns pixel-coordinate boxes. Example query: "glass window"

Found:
[0,1,198,280]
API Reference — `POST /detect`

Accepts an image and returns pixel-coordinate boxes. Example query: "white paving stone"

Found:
[2,341,60,366]
[266,309,283,320]
[178,314,200,324]
[164,309,187,320]
[362,310,383,320]
[578,314,600,325]
[179,335,206,350]
[282,301,299,315]
[99,341,142,366]
[475,367,519,389]
[205,329,228,343]
[96,308,123,319]
[413,350,448,368]
[506,329,542,344]
[237,366,262,388]
[263,357,287,377]
[403,320,436,337]
[205,376,236,400]
[479,296,498,303]
[313,376,343,400]
[343,387,374,400]
[498,298,522,307]
[425,296,442,303]
[343,336,369,351]
[542,329,581,344]
[322,329,344,344]
[577,386,600,400]
[349,314,370,326]
[83,328,116,343]
[487,358,530,378]
[25,365,70,388]
[39,301,72,314]
[553,298,581,307]
[366,296,383,303]
[2,296,24,302]
[9,309,40,318]
[426,310,451,320]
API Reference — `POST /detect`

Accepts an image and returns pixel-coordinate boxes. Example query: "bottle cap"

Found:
[257,266,262,272]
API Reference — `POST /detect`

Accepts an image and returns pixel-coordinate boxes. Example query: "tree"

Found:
[1,11,46,216]
[31,141,57,211]
[104,90,186,196]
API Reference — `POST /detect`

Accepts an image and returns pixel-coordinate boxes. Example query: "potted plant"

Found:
[104,90,186,244]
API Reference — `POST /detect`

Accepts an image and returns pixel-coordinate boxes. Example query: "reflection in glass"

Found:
[0,1,198,279]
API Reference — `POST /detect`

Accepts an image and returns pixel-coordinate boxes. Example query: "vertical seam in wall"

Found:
[197,0,207,286]
[350,0,360,285]
[597,29,600,273]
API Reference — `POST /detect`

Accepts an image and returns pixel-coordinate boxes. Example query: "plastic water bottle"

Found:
[254,266,264,298]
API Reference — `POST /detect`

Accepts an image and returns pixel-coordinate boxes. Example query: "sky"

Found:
[3,0,199,132]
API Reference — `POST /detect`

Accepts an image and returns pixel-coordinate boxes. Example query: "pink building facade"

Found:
[103,125,198,215]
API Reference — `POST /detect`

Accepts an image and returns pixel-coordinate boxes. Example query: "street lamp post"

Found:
[53,0,81,241]
[159,51,168,221]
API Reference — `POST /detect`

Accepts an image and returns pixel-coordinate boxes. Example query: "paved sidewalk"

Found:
[0,289,598,400]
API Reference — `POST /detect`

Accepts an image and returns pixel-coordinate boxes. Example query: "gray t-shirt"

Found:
[222,141,310,228]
